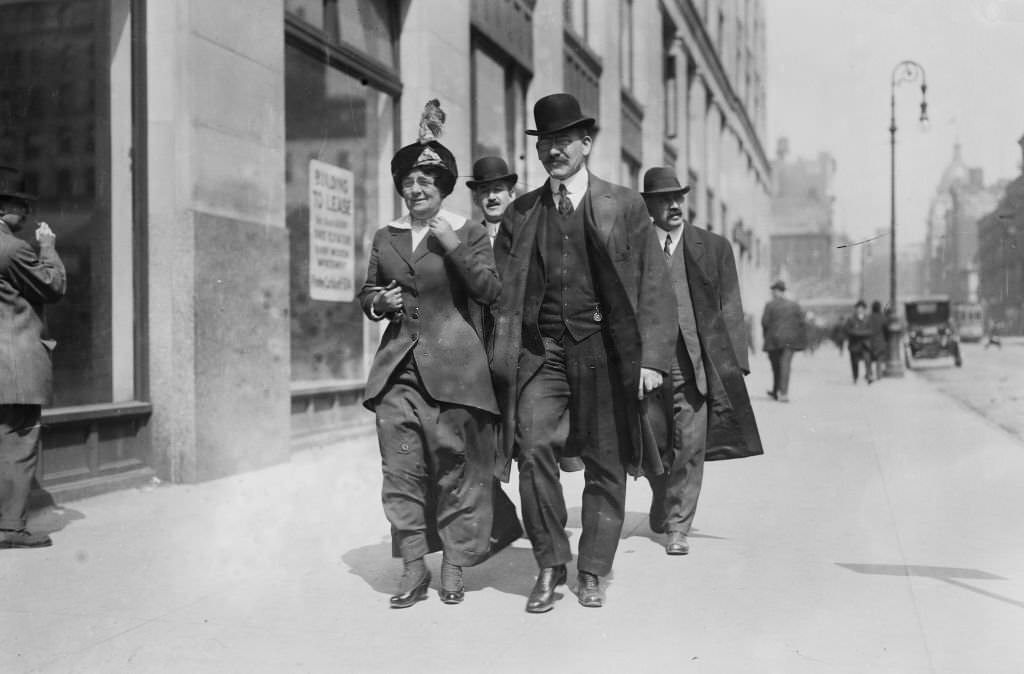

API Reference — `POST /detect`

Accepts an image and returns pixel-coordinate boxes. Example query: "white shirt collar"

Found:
[549,167,589,209]
[387,208,465,231]
[655,223,685,256]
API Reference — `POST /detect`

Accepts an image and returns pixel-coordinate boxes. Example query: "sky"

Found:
[765,0,1024,248]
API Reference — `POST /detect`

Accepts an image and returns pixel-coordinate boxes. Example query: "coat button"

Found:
[593,311,603,323]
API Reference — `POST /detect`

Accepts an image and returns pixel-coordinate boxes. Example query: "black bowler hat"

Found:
[465,156,518,189]
[391,99,459,197]
[641,167,691,197]
[525,93,595,136]
[0,165,37,202]
[770,280,787,291]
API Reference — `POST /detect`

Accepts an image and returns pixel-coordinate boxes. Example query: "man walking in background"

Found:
[640,167,763,557]
[761,280,805,403]
[466,156,517,248]
[0,166,66,549]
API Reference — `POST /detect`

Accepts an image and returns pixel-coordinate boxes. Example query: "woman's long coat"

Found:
[490,174,677,480]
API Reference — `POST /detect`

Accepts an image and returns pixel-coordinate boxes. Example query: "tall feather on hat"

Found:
[391,98,458,197]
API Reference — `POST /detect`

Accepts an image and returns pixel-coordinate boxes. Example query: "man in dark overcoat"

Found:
[491,93,676,611]
[639,167,763,557]
[762,280,806,402]
[0,166,66,549]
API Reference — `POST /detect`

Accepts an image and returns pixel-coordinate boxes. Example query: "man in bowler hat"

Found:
[466,156,517,247]
[0,166,66,548]
[490,93,676,610]
[762,280,806,402]
[640,167,763,556]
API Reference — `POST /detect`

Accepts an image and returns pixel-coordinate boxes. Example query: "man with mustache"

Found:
[466,156,517,248]
[491,94,676,611]
[639,167,763,557]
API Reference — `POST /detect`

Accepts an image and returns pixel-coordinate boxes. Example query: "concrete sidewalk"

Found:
[3,350,1024,673]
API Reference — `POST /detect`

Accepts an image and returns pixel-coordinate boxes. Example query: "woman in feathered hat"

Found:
[358,100,521,608]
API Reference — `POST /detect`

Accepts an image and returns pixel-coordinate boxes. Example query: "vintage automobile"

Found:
[904,297,962,368]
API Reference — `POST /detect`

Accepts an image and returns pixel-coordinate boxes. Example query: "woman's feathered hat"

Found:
[390,99,458,197]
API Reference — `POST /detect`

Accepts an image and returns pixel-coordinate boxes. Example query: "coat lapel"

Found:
[387,227,414,270]
[682,225,711,286]
[585,177,617,246]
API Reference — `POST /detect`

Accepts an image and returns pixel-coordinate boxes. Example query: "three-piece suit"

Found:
[490,173,676,576]
[647,224,763,535]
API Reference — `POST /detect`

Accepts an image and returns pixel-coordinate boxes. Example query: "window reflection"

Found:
[0,0,133,406]
[285,44,392,382]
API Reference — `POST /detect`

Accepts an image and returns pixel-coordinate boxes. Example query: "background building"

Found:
[977,135,1024,333]
[0,0,772,499]
[769,139,851,298]
[924,143,1005,304]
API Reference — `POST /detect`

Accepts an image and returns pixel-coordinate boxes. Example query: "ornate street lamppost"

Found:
[885,60,929,377]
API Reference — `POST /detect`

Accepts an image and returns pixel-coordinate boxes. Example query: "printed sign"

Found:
[308,160,355,302]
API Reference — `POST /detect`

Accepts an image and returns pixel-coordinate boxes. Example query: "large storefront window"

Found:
[471,37,528,213]
[285,44,395,384]
[0,0,135,407]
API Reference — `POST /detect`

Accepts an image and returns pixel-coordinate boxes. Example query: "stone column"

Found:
[146,0,290,481]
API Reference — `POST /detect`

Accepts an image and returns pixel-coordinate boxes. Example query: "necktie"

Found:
[664,233,673,257]
[557,184,573,216]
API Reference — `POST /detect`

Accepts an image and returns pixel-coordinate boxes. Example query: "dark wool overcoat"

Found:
[656,224,763,461]
[0,223,66,405]
[490,174,677,481]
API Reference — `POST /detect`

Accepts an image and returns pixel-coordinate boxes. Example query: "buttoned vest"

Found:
[671,240,707,395]
[537,194,602,341]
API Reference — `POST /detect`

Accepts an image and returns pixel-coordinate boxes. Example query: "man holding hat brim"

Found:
[0,166,66,548]
[466,156,518,247]
[639,166,763,557]
[761,279,807,402]
[490,93,677,611]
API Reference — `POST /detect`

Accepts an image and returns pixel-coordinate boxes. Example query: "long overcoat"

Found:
[659,224,763,461]
[0,223,66,405]
[490,174,677,481]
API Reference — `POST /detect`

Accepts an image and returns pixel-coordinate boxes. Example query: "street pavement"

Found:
[913,336,1024,442]
[3,348,1024,673]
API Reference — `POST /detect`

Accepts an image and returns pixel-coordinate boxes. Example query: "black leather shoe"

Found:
[577,571,603,608]
[440,557,464,605]
[525,565,567,613]
[766,389,778,400]
[665,531,690,556]
[389,570,431,609]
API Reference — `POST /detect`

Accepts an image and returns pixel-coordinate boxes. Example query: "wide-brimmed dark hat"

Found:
[391,140,458,197]
[391,99,459,197]
[641,167,691,197]
[0,165,37,202]
[770,280,787,291]
[465,156,518,189]
[526,93,595,137]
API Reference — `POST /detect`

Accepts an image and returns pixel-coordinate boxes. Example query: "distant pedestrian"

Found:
[0,166,66,549]
[844,300,874,384]
[639,166,762,558]
[358,100,521,609]
[868,300,888,379]
[761,280,805,402]
[983,318,1003,349]
[466,156,517,248]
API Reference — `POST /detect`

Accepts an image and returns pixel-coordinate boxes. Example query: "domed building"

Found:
[924,143,1005,304]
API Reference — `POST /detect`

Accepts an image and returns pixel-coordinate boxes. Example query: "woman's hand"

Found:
[428,217,460,252]
[373,280,404,314]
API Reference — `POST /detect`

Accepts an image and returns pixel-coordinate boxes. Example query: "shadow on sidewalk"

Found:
[341,539,543,600]
[837,562,1024,610]
[26,504,86,534]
